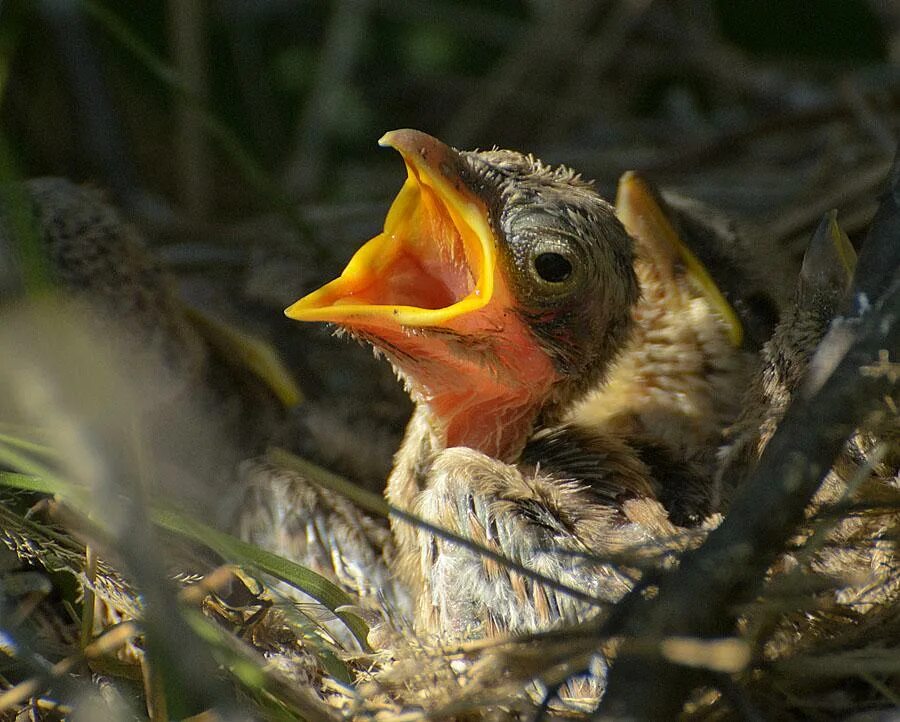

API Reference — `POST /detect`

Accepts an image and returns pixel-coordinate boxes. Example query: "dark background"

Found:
[2,0,897,486]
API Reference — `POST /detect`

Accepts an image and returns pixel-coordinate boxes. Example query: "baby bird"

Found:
[0,178,299,465]
[285,130,709,638]
[709,208,900,716]
[718,210,899,608]
[717,211,858,498]
[570,174,780,482]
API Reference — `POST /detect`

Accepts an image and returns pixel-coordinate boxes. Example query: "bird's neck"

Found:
[420,382,546,462]
[385,364,555,590]
[398,332,560,463]
[378,307,562,591]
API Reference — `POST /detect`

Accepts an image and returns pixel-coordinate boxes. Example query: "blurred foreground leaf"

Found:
[0,459,369,650]
[0,131,51,295]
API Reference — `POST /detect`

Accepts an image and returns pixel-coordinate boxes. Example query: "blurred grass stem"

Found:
[0,132,50,295]
[167,0,210,222]
[79,0,326,258]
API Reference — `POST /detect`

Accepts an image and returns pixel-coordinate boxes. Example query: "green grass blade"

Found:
[0,130,51,294]
[0,432,58,458]
[0,444,81,501]
[184,608,341,721]
[151,507,370,651]
[0,467,370,650]
[0,470,56,494]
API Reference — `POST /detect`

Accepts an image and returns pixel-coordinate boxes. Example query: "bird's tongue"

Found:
[285,130,496,327]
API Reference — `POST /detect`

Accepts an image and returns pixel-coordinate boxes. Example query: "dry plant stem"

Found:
[79,0,323,255]
[641,100,884,175]
[442,2,596,145]
[597,277,900,719]
[552,0,655,133]
[838,78,897,154]
[4,591,47,629]
[282,0,374,198]
[0,621,139,711]
[185,611,344,722]
[79,544,97,645]
[859,671,900,706]
[143,654,169,722]
[34,0,141,205]
[33,698,74,715]
[375,0,521,43]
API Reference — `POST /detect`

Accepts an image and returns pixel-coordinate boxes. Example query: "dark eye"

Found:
[534,252,572,283]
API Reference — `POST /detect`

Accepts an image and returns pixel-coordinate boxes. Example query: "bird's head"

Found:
[287,130,638,460]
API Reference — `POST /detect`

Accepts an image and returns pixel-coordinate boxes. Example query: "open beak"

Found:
[285,130,497,329]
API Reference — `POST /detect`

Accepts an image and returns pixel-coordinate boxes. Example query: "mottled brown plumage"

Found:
[5,178,208,378]
[0,178,297,464]
[718,210,899,621]
[570,175,780,482]
[718,211,859,498]
[285,131,723,642]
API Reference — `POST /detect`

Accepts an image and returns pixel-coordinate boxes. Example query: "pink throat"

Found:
[426,382,548,461]
[393,326,559,462]
[347,293,561,462]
